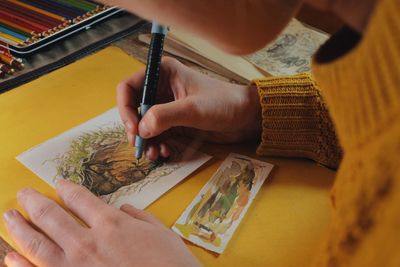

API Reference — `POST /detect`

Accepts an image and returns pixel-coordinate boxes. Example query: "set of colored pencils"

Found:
[0,0,108,47]
[0,50,24,79]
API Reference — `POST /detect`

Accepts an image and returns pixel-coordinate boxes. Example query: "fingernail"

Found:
[125,121,134,131]
[55,179,67,188]
[17,188,35,198]
[139,122,150,138]
[128,133,135,146]
[5,252,18,264]
[145,150,151,160]
[55,178,62,187]
[3,210,17,223]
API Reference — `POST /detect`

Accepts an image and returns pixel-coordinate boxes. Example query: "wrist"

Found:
[238,84,262,141]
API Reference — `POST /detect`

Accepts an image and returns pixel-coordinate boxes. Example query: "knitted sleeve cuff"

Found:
[252,73,342,169]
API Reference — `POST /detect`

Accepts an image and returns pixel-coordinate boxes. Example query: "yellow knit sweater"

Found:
[254,0,400,266]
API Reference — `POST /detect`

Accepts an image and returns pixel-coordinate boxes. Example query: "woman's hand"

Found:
[3,180,201,267]
[117,57,262,160]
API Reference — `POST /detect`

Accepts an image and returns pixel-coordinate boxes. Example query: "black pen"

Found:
[135,22,168,160]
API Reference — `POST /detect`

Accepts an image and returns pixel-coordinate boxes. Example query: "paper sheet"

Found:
[167,29,269,82]
[17,108,211,209]
[172,153,273,253]
[244,19,329,76]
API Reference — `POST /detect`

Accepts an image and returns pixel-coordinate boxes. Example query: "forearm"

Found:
[254,73,342,169]
[101,0,303,54]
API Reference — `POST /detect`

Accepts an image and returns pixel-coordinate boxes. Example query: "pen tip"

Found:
[135,153,142,164]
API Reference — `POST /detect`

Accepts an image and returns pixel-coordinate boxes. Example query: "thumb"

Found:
[120,204,164,226]
[4,252,35,267]
[138,99,199,138]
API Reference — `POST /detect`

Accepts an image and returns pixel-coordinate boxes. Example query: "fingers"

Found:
[159,143,171,158]
[17,188,86,247]
[3,209,63,267]
[145,145,159,161]
[117,57,188,145]
[120,204,164,227]
[139,99,199,139]
[55,179,117,227]
[145,143,170,161]
[4,252,35,267]
[117,68,146,145]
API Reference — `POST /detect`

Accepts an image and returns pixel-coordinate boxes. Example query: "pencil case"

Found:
[0,0,122,56]
[0,13,147,92]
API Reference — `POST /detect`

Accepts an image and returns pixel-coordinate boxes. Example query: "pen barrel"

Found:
[135,103,152,159]
[141,32,165,104]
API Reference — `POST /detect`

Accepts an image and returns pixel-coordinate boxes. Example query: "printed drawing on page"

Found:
[173,153,273,253]
[17,108,211,209]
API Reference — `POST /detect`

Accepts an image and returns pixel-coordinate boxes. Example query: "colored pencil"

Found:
[0,22,33,38]
[8,0,67,22]
[0,2,61,28]
[0,26,29,42]
[0,53,24,70]
[0,63,15,74]
[20,0,85,20]
[0,18,37,36]
[0,0,112,50]
[0,10,50,33]
[0,32,24,44]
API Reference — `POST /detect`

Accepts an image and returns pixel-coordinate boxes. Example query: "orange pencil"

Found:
[0,52,24,70]
[7,0,67,22]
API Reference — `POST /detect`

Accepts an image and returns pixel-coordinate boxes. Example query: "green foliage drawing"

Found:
[52,124,164,196]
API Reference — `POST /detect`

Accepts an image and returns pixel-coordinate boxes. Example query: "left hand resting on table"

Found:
[2,180,200,267]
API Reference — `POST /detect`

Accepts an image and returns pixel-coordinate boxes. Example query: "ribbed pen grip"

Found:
[141,33,165,104]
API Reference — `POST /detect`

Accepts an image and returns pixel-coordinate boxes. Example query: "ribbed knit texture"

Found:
[254,0,400,265]
[253,73,342,169]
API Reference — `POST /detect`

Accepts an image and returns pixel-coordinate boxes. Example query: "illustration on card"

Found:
[17,108,211,209]
[173,153,273,253]
[50,124,182,203]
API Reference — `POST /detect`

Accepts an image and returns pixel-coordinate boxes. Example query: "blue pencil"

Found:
[0,25,29,42]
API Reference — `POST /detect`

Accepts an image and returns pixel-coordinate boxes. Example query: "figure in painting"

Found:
[176,159,255,247]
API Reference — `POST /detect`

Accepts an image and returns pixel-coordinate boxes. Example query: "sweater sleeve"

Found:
[252,72,342,169]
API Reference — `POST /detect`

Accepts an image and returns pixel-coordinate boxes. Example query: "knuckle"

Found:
[170,72,183,91]
[146,109,161,131]
[100,213,120,228]
[70,237,98,260]
[63,187,85,206]
[25,237,44,257]
[162,56,176,66]
[116,80,127,94]
[31,202,55,222]
[184,97,196,109]
[184,98,200,117]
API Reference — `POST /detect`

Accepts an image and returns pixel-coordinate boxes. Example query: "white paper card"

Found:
[17,108,211,209]
[172,153,273,253]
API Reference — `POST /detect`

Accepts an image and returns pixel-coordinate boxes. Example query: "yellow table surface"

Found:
[0,47,335,267]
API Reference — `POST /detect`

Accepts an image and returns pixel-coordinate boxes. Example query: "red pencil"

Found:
[0,18,38,36]
[0,1,63,28]
[0,3,58,29]
[0,10,49,33]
